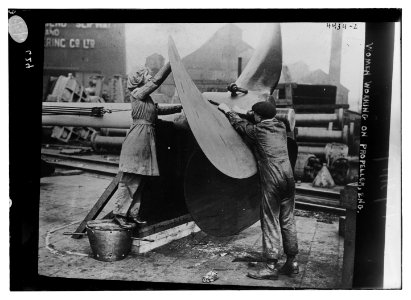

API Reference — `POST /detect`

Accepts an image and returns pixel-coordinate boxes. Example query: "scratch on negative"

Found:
[45,220,89,257]
[219,135,227,146]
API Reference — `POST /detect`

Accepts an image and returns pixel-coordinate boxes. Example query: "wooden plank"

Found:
[168,37,256,179]
[134,214,193,238]
[297,182,343,195]
[71,171,122,238]
[294,194,341,208]
[132,221,201,254]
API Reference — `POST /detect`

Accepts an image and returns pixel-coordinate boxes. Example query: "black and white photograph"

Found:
[8,8,402,290]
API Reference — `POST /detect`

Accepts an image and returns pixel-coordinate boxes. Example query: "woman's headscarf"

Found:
[127,66,151,91]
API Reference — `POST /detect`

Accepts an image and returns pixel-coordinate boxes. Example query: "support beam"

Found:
[72,172,122,239]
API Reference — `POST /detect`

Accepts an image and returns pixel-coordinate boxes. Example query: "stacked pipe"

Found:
[88,109,294,151]
[295,108,347,145]
[294,108,358,184]
[295,108,346,153]
[42,102,295,152]
[90,133,125,151]
[295,108,344,127]
[91,128,128,151]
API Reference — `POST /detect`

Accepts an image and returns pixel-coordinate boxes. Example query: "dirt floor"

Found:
[38,171,344,289]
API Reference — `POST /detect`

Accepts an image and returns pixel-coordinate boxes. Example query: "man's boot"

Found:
[247,263,279,280]
[279,256,299,277]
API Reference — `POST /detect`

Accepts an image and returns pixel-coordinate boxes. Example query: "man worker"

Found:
[218,101,299,280]
[113,63,182,227]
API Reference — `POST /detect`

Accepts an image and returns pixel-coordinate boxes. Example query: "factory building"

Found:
[279,61,349,105]
[42,23,126,100]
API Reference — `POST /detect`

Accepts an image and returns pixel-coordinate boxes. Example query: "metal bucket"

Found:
[86,219,136,262]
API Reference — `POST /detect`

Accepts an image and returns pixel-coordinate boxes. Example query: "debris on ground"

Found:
[202,271,218,283]
[231,250,265,262]
[248,262,258,267]
[103,155,119,162]
[51,170,84,176]
[193,241,208,246]
[60,148,92,155]
[294,209,338,224]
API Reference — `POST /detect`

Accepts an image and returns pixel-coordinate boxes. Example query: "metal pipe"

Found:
[297,125,348,144]
[295,108,343,127]
[297,127,342,142]
[296,113,337,124]
[276,108,295,132]
[298,146,325,158]
[298,142,327,147]
[91,134,125,150]
[42,102,188,130]
[90,120,189,150]
[100,128,128,136]
[42,112,131,128]
[43,101,288,133]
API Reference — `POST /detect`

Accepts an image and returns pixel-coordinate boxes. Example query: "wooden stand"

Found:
[72,171,199,252]
[340,183,357,288]
[132,214,200,253]
[72,171,123,239]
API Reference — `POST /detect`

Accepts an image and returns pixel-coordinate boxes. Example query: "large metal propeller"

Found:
[235,23,282,94]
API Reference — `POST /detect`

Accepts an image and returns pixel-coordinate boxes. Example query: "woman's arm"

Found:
[130,62,172,100]
[157,104,183,115]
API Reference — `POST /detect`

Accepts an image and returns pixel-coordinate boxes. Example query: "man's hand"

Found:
[218,103,231,114]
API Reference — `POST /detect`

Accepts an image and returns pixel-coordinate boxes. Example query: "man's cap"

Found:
[251,101,277,119]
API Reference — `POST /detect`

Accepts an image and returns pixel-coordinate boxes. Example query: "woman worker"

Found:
[113,63,182,227]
